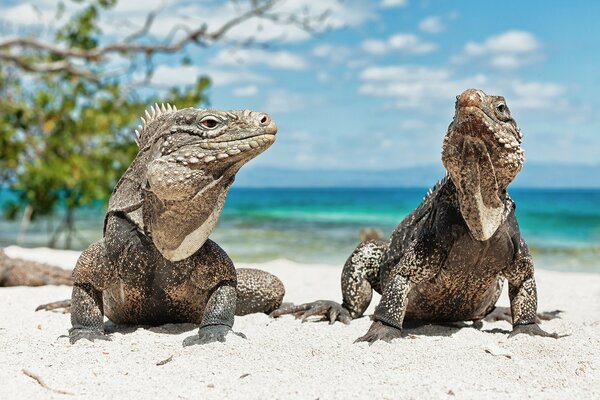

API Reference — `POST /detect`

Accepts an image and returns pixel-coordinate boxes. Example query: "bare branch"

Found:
[123,10,158,43]
[2,54,98,82]
[0,0,326,81]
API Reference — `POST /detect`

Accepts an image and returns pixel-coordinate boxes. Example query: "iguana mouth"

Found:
[212,132,277,144]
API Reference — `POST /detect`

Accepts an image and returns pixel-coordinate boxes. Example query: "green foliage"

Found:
[0,0,210,235]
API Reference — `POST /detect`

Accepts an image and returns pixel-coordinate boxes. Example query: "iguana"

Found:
[0,249,72,287]
[53,104,284,345]
[272,89,560,343]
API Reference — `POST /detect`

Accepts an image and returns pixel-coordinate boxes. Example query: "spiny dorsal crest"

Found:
[134,103,177,146]
[423,175,448,201]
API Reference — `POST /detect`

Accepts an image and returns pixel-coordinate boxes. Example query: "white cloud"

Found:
[419,16,445,34]
[150,65,269,87]
[507,80,566,110]
[317,72,330,82]
[359,65,487,109]
[361,34,437,55]
[360,66,450,81]
[212,48,308,70]
[465,31,540,55]
[233,85,259,97]
[312,44,352,64]
[457,30,542,69]
[380,0,408,8]
[358,64,568,113]
[99,0,374,44]
[3,1,374,46]
[0,3,48,25]
[263,90,306,114]
[361,40,388,55]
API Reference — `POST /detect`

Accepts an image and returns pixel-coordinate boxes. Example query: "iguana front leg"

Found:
[356,235,443,344]
[183,283,245,346]
[504,241,560,338]
[69,240,115,344]
[357,274,411,343]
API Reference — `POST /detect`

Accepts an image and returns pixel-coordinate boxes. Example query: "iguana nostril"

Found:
[259,114,270,125]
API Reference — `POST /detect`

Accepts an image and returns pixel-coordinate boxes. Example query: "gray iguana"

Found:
[272,89,560,343]
[62,104,284,345]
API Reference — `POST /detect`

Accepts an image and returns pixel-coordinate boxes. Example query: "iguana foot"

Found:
[535,309,563,321]
[36,299,72,313]
[269,300,352,324]
[182,325,246,346]
[355,321,402,344]
[68,328,110,344]
[483,307,512,323]
[509,323,564,339]
[484,307,563,324]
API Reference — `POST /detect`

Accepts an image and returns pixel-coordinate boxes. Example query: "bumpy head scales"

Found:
[441,89,523,241]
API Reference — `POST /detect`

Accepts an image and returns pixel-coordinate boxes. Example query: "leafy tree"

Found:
[0,0,322,248]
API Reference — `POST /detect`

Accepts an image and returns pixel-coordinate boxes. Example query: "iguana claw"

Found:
[68,328,111,344]
[355,321,402,344]
[270,300,352,325]
[509,323,564,339]
[182,325,246,346]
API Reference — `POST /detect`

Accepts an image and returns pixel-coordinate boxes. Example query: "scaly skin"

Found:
[272,89,560,343]
[65,104,285,345]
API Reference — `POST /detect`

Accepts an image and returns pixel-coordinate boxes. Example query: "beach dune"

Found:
[1,246,599,399]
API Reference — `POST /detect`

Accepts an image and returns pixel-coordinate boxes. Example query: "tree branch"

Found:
[1,54,98,81]
[0,0,328,81]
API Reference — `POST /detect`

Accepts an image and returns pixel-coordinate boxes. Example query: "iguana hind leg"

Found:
[271,240,386,324]
[235,268,285,315]
[69,240,116,343]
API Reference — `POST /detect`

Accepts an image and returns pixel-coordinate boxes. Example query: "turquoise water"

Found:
[1,188,599,272]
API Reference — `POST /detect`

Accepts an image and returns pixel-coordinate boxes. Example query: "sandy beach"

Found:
[1,245,599,399]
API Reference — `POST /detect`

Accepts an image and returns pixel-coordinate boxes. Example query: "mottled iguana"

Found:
[47,104,285,345]
[0,249,72,287]
[273,89,560,343]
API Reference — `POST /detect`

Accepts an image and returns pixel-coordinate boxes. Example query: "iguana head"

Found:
[108,104,277,261]
[442,89,524,241]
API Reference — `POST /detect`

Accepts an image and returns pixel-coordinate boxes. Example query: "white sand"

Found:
[1,246,599,399]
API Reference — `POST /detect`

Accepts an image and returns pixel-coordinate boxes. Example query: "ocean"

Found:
[1,187,599,273]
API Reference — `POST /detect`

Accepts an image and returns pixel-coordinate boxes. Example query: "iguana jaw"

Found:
[442,89,523,241]
[152,159,243,262]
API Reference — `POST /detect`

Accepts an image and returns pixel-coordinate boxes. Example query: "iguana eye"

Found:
[200,116,220,129]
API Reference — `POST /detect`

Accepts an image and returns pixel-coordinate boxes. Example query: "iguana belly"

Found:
[406,274,503,321]
[405,228,512,322]
[103,280,210,325]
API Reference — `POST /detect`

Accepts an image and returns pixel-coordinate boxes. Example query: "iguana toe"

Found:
[270,300,351,325]
[68,328,110,344]
[183,325,246,346]
[509,323,564,339]
[355,321,402,344]
[36,299,72,313]
[483,306,513,323]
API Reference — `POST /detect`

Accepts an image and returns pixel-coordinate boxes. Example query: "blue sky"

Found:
[1,0,599,171]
